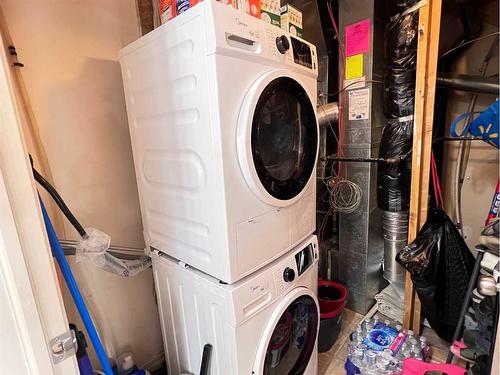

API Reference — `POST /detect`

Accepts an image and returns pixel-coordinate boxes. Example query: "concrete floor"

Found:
[318,309,364,375]
[318,309,460,374]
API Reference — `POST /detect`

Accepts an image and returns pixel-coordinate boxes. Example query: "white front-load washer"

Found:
[152,235,319,375]
[120,0,319,284]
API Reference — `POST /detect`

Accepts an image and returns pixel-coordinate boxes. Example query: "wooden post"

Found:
[403,0,442,332]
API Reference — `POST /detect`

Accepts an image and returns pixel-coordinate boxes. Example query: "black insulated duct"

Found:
[436,73,500,95]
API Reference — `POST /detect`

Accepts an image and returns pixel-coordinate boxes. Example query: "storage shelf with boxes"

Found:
[159,0,303,39]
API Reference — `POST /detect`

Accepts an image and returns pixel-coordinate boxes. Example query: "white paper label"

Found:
[348,88,370,120]
[344,76,366,90]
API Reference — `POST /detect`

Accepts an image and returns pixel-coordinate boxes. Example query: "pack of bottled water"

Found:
[346,315,430,375]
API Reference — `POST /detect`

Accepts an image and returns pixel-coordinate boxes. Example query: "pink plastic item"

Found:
[402,358,466,375]
[451,340,467,350]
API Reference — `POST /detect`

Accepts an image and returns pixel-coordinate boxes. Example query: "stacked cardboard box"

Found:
[280,4,302,37]
[260,0,280,27]
[159,0,303,40]
[160,0,259,24]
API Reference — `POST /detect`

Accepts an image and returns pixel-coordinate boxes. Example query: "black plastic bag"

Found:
[385,12,419,67]
[396,0,419,8]
[377,118,413,212]
[383,69,416,118]
[396,209,476,341]
[384,9,418,118]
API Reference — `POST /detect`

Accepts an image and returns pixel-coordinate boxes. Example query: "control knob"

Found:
[283,267,295,282]
[276,35,290,54]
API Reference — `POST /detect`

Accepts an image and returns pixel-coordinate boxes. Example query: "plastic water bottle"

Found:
[364,350,377,367]
[419,336,427,347]
[365,321,374,332]
[419,335,430,359]
[353,325,364,341]
[375,357,391,374]
[348,326,365,356]
[382,348,393,358]
[352,344,367,369]
[362,318,372,330]
[116,353,151,375]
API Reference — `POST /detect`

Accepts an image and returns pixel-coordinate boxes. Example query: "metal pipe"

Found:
[437,73,499,95]
[321,156,401,164]
[59,239,144,256]
[317,102,339,128]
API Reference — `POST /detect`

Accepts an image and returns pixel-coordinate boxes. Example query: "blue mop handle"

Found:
[40,200,114,375]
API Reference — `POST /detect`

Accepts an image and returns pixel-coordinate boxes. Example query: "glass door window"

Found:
[251,77,317,201]
[263,295,319,375]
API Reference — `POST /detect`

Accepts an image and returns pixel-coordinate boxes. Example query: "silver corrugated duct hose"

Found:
[317,102,338,281]
[382,210,408,294]
[317,102,339,128]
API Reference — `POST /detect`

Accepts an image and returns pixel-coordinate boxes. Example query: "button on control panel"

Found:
[276,35,290,54]
[283,267,295,282]
[273,259,296,293]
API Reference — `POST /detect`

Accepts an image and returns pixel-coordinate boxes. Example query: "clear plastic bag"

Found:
[75,228,110,261]
[89,252,151,277]
[75,228,151,277]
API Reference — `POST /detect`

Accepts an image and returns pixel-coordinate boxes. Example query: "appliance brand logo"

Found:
[235,17,248,27]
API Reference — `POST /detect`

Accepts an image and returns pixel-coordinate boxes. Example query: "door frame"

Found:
[236,69,319,207]
[0,30,78,374]
[252,286,319,374]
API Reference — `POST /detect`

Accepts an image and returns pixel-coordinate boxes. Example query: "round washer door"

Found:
[237,70,318,207]
[253,287,319,375]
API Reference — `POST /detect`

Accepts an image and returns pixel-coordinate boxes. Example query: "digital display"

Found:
[291,37,313,69]
[295,244,313,276]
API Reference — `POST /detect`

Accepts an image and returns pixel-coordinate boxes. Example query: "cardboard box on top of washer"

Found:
[159,0,260,24]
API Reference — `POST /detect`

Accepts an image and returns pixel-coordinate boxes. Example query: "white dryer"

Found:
[152,235,319,375]
[120,0,319,283]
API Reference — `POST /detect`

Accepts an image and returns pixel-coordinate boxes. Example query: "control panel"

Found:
[295,243,314,276]
[213,1,317,76]
[272,241,318,294]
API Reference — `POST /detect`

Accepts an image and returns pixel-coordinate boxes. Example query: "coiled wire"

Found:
[328,176,362,213]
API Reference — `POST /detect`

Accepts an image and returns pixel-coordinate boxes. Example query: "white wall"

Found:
[2,0,164,370]
[442,24,499,250]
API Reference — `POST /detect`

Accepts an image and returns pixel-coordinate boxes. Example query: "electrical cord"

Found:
[453,36,498,235]
[328,177,362,214]
[32,165,87,238]
[328,79,383,97]
[440,32,500,61]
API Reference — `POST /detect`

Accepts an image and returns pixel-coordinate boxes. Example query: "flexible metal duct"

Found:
[317,102,339,128]
[382,210,408,291]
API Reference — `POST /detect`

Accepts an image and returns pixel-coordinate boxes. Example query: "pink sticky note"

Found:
[345,19,371,57]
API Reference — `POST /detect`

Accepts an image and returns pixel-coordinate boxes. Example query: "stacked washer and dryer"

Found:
[120,1,320,373]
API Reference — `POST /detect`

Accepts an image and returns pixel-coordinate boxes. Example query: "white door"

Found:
[253,287,319,375]
[237,70,319,207]
[0,29,79,374]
